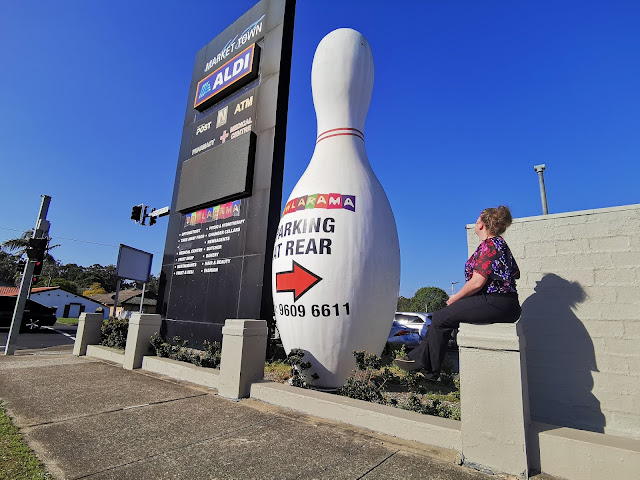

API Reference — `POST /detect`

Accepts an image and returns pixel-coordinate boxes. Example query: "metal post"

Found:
[451,281,459,295]
[113,278,122,319]
[534,164,549,215]
[5,195,51,355]
[139,283,146,313]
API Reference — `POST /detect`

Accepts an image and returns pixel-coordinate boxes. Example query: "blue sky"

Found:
[0,1,638,297]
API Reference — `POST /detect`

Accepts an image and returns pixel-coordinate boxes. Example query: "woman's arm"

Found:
[446,271,487,305]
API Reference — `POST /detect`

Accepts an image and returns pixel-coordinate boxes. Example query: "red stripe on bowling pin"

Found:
[316,127,364,144]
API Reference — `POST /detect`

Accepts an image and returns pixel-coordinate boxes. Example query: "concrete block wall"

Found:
[466,204,640,440]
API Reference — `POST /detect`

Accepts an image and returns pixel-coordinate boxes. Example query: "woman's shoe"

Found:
[393,357,423,372]
[421,371,440,382]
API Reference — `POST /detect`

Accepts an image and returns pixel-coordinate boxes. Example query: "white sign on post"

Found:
[114,245,153,317]
[117,245,153,282]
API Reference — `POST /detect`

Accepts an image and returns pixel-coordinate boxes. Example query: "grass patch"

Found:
[264,360,293,383]
[56,317,79,326]
[0,402,51,480]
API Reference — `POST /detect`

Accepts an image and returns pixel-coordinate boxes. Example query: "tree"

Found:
[0,251,23,286]
[397,286,450,313]
[2,230,60,286]
[83,264,118,292]
[410,287,449,313]
[1,230,59,263]
[396,296,412,311]
[83,282,107,296]
[50,278,79,295]
[132,273,159,295]
[58,263,85,284]
[42,259,62,280]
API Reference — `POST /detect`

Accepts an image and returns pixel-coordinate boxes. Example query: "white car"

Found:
[387,312,432,348]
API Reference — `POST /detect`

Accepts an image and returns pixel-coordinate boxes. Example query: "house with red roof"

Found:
[0,286,108,319]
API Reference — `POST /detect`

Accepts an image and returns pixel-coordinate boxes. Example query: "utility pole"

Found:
[534,164,549,215]
[5,195,51,355]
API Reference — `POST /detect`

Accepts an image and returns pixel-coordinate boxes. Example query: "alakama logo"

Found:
[282,194,356,216]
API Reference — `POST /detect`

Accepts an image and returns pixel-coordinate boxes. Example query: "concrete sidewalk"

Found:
[0,347,525,480]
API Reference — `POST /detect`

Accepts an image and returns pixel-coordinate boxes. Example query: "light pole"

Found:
[5,195,51,355]
[534,164,549,215]
[451,281,459,295]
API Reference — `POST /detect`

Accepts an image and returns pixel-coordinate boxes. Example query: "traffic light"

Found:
[31,257,44,285]
[33,260,43,276]
[149,208,156,226]
[131,204,144,222]
[140,205,148,225]
[26,238,47,261]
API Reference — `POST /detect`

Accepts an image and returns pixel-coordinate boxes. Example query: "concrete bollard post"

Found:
[218,319,268,399]
[73,313,104,356]
[123,313,162,370]
[458,321,530,478]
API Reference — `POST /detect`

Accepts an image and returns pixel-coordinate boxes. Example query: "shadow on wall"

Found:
[519,273,605,433]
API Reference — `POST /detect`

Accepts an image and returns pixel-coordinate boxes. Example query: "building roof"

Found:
[0,286,59,296]
[89,289,153,306]
[122,296,157,306]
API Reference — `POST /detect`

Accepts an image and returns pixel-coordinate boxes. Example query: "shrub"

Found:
[201,340,222,368]
[381,342,408,362]
[338,350,391,404]
[402,394,461,420]
[267,336,286,362]
[437,357,458,388]
[338,350,461,420]
[284,348,316,388]
[100,317,128,349]
[149,333,221,369]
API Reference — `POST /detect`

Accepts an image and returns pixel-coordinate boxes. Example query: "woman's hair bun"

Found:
[480,205,513,236]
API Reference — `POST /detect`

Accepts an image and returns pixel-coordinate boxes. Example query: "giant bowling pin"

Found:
[272,28,400,388]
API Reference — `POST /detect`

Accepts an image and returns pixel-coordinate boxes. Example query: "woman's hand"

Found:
[447,272,487,305]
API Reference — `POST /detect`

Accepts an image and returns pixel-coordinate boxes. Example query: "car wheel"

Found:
[23,318,41,332]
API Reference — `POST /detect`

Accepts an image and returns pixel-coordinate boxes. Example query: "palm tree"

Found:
[2,231,60,287]
[1,230,59,263]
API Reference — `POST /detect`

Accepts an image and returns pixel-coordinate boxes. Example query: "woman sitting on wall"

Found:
[395,205,522,380]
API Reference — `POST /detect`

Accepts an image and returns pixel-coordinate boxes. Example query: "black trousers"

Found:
[407,293,521,374]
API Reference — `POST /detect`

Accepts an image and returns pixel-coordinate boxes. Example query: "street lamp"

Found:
[534,164,549,215]
[451,281,459,295]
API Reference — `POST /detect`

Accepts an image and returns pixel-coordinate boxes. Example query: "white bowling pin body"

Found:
[272,28,400,388]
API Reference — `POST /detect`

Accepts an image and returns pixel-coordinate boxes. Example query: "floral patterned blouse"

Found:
[465,236,520,294]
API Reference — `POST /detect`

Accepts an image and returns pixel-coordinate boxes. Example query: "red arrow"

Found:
[275,261,322,302]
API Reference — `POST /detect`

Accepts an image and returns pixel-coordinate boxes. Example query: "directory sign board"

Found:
[158,0,296,347]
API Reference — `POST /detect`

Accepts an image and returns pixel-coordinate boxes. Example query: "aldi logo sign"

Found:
[194,44,260,112]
